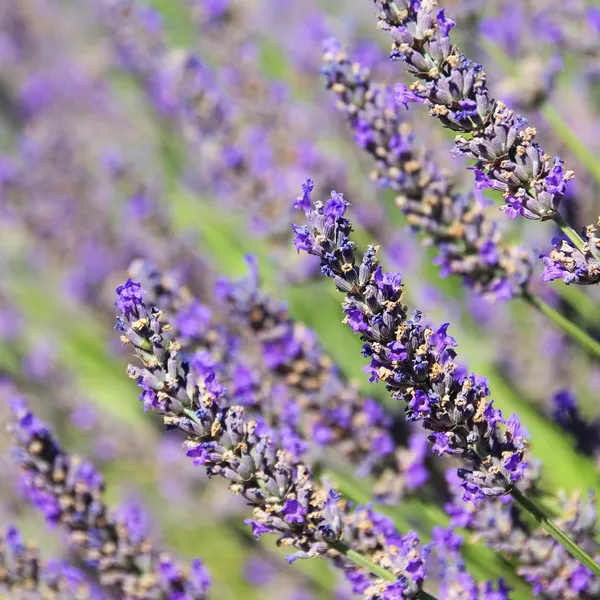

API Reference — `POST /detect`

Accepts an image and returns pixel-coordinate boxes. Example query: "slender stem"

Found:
[523,292,600,360]
[332,542,396,582]
[511,488,600,578]
[553,212,587,253]
[332,542,437,600]
[555,284,600,328]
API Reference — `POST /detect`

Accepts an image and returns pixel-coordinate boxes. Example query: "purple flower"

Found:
[322,44,532,303]
[186,444,209,466]
[408,390,433,417]
[293,178,314,212]
[292,224,314,253]
[295,194,529,500]
[394,83,424,109]
[115,279,144,318]
[244,519,272,540]
[323,190,347,219]
[436,8,456,36]
[9,400,208,597]
[282,499,307,524]
[469,168,494,191]
[345,308,369,333]
[431,432,452,456]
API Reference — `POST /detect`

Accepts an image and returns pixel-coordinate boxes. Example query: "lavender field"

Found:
[2,1,600,598]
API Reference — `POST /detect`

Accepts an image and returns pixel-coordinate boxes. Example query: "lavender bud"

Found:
[540,219,600,285]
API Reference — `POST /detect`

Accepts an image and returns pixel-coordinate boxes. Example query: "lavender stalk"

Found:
[8,398,211,600]
[321,41,533,303]
[291,184,600,578]
[131,258,430,504]
[114,280,435,600]
[321,43,600,360]
[371,0,600,277]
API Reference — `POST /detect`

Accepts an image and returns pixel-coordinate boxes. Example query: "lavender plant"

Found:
[129,257,432,504]
[370,0,600,289]
[8,397,211,599]
[2,1,600,599]
[444,469,600,599]
[291,183,600,579]
[114,279,436,599]
[321,41,532,302]
[0,525,105,599]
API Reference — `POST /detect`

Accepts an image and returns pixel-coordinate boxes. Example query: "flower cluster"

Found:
[321,41,533,302]
[341,506,429,598]
[219,258,431,492]
[98,0,349,239]
[540,219,600,285]
[0,525,105,599]
[293,186,528,501]
[128,262,307,458]
[131,258,428,502]
[445,470,600,599]
[115,279,430,599]
[372,0,574,221]
[8,397,210,599]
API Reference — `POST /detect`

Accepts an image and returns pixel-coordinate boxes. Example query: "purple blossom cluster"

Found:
[97,0,350,239]
[541,221,600,285]
[218,258,431,497]
[129,257,429,503]
[114,280,430,599]
[321,42,533,302]
[8,397,210,599]
[431,527,510,600]
[445,469,600,598]
[293,187,528,501]
[373,0,575,222]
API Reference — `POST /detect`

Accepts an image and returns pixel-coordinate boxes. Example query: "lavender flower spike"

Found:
[540,219,600,285]
[0,526,105,599]
[373,0,574,221]
[8,397,210,600]
[292,186,528,502]
[115,282,430,599]
[321,41,533,301]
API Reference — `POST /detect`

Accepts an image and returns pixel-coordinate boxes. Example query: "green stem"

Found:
[553,213,587,253]
[524,292,600,360]
[332,543,437,600]
[555,284,600,328]
[511,488,600,578]
[332,542,396,582]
